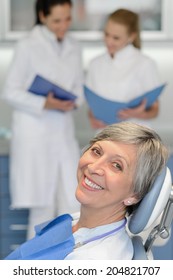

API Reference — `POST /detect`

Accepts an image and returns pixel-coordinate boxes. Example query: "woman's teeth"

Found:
[85,177,103,190]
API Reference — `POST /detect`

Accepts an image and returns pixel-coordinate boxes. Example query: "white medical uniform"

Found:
[2,26,83,215]
[65,212,133,260]
[86,44,160,126]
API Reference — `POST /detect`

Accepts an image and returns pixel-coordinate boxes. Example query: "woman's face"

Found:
[40,4,72,40]
[76,140,138,212]
[104,19,135,56]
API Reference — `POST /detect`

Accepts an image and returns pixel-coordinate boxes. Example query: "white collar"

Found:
[71,212,126,246]
[107,44,138,62]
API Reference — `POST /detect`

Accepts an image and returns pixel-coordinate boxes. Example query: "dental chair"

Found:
[127,166,173,260]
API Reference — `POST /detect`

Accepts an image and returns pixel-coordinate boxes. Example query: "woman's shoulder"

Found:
[124,46,157,74]
[138,52,158,72]
[15,26,41,49]
[13,36,33,55]
[133,46,157,66]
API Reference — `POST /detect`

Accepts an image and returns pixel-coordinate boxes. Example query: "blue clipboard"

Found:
[84,83,166,124]
[29,75,77,101]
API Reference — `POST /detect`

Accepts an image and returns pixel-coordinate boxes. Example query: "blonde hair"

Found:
[108,8,141,49]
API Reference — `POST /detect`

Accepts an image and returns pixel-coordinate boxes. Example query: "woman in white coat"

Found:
[2,0,84,239]
[86,9,161,129]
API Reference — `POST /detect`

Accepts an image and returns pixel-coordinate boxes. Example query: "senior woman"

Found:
[5,122,168,260]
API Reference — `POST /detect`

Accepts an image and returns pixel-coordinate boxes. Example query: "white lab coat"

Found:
[2,26,84,210]
[86,44,161,126]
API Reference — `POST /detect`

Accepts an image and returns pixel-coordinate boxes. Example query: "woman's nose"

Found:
[60,21,69,32]
[87,160,105,176]
[106,36,114,45]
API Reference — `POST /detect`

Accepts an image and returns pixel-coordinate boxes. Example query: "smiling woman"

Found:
[76,140,137,214]
[36,0,72,40]
[4,122,168,260]
[85,8,162,131]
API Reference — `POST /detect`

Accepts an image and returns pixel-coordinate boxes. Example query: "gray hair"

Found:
[87,122,168,200]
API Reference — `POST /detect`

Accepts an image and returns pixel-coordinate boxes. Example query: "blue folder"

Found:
[84,83,166,124]
[29,75,77,101]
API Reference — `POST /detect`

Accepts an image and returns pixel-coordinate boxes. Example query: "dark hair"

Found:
[108,8,141,49]
[35,0,72,25]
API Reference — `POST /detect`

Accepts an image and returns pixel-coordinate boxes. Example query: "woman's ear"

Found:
[123,195,139,206]
[128,32,137,44]
[39,11,46,24]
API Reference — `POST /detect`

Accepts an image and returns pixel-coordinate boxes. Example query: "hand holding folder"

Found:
[84,84,166,124]
[29,75,77,101]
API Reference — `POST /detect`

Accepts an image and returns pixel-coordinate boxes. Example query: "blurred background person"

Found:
[2,0,84,239]
[85,9,161,130]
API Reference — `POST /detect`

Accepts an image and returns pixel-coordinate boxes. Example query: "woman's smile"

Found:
[82,176,104,191]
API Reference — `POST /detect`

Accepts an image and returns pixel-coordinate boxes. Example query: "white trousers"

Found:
[27,177,80,240]
[27,206,57,240]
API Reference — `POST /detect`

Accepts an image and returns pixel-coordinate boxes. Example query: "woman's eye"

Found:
[91,147,100,156]
[113,36,120,40]
[113,162,122,171]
